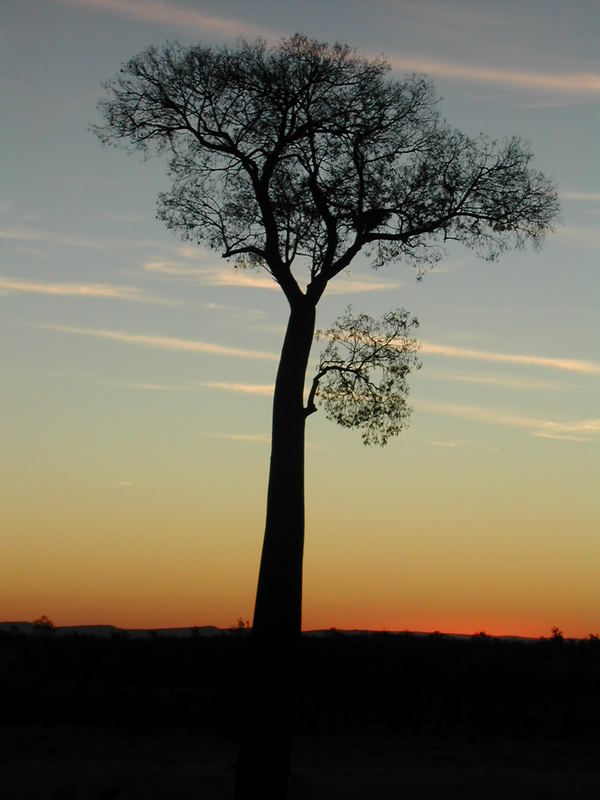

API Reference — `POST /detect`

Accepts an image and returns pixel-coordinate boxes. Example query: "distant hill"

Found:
[0,622,223,638]
[0,621,538,641]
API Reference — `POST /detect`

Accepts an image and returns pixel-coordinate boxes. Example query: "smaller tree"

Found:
[550,626,564,642]
[32,615,55,633]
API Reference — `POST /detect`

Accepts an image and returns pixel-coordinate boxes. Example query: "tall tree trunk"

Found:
[234,297,316,800]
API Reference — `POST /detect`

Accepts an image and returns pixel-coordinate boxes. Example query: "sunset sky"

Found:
[2,0,598,638]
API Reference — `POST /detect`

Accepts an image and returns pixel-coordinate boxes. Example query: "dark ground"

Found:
[1,629,599,798]
[3,727,600,799]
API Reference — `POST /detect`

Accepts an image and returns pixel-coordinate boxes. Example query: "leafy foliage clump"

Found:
[309,307,420,445]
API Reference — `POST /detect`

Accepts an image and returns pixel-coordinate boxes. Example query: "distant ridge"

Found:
[0,622,222,638]
[0,622,539,641]
[306,628,538,642]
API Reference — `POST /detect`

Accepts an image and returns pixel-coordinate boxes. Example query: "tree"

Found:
[94,34,559,798]
[32,614,55,633]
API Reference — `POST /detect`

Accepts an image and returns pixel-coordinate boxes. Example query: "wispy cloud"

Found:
[532,432,588,443]
[212,270,280,291]
[144,259,402,294]
[420,342,600,377]
[420,400,600,442]
[385,55,600,95]
[327,276,403,295]
[0,228,105,249]
[427,257,472,275]
[143,259,279,290]
[200,381,274,396]
[201,431,271,444]
[561,191,600,202]
[176,245,216,262]
[61,0,277,38]
[107,381,193,391]
[0,277,172,304]
[41,324,279,361]
[2,227,170,252]
[198,430,324,451]
[430,372,564,391]
[198,430,327,451]
[57,1,600,98]
[143,260,208,278]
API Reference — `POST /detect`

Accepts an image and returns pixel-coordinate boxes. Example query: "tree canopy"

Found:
[95,34,559,311]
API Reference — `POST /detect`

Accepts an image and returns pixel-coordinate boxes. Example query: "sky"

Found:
[1,0,599,638]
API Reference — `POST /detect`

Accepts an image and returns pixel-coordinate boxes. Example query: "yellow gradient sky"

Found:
[1,0,599,637]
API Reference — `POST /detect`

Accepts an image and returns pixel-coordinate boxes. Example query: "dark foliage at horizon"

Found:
[2,629,599,742]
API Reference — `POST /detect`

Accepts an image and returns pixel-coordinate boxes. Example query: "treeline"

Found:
[1,629,599,741]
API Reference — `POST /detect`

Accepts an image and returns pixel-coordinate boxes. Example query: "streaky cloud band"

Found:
[199,381,274,396]
[385,55,600,95]
[39,324,279,361]
[60,0,278,39]
[60,1,600,96]
[0,276,172,304]
[419,400,600,441]
[420,342,600,377]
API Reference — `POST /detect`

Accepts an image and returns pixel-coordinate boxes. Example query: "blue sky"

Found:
[1,0,599,635]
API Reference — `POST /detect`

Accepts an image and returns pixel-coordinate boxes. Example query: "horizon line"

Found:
[2,620,587,641]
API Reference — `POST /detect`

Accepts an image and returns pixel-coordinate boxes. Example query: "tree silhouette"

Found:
[94,34,559,798]
[32,614,55,633]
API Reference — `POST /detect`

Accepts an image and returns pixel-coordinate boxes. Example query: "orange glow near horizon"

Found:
[3,439,598,642]
[2,605,595,641]
[0,592,598,639]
